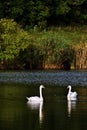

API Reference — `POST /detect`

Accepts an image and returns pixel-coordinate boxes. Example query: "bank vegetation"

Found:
[0,19,87,70]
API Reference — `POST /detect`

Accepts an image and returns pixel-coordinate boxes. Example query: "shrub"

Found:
[0,18,30,68]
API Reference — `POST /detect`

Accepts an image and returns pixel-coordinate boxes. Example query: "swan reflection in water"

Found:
[67,99,76,117]
[27,101,43,124]
[67,85,77,117]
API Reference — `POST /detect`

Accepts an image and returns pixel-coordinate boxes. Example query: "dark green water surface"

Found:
[0,70,87,130]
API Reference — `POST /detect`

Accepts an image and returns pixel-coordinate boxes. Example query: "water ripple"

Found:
[0,70,87,86]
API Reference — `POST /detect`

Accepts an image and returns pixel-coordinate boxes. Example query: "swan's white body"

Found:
[67,85,77,100]
[26,85,45,103]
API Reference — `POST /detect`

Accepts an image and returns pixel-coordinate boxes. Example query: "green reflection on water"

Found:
[0,83,87,130]
[0,84,28,130]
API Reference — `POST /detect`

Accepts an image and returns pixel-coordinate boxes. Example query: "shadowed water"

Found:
[0,70,87,130]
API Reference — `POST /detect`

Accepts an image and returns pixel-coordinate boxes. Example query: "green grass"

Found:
[29,25,87,47]
[27,25,87,69]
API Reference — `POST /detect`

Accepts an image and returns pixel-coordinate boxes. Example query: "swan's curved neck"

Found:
[40,87,43,99]
[69,86,71,92]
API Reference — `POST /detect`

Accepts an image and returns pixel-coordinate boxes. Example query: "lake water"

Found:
[0,70,87,130]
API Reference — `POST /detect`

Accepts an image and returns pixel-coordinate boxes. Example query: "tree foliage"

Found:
[0,18,29,63]
[0,0,87,27]
[17,44,44,69]
[0,18,87,70]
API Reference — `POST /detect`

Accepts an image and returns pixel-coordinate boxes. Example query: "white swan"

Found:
[67,85,77,100]
[26,85,45,103]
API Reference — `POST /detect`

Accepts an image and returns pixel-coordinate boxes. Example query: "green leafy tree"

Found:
[0,18,29,64]
[0,0,87,26]
[24,0,49,28]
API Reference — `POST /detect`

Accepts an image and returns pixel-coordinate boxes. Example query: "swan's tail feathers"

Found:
[74,92,78,96]
[26,97,30,101]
